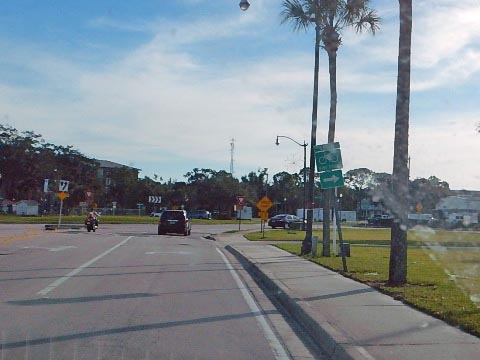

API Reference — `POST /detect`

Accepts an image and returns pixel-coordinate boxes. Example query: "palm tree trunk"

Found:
[301,24,321,256]
[322,49,337,257]
[389,0,412,286]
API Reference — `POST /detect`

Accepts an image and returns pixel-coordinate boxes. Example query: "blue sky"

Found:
[1,0,479,190]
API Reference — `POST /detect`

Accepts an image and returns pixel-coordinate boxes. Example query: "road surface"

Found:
[0,223,317,360]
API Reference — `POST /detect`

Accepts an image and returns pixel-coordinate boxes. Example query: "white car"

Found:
[150,212,163,217]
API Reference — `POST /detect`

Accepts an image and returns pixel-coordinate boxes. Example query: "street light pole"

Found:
[275,135,308,226]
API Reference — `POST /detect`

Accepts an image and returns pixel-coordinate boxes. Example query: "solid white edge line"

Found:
[37,236,133,296]
[215,247,290,360]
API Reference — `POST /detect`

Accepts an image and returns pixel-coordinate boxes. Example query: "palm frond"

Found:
[280,0,313,31]
[354,9,381,34]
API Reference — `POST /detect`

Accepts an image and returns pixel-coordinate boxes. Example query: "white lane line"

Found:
[37,236,133,297]
[215,247,290,360]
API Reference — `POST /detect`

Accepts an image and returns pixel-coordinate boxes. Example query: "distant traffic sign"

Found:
[319,170,344,189]
[314,142,343,172]
[258,211,269,221]
[149,196,162,204]
[59,180,69,192]
[56,192,68,201]
[256,196,273,212]
[236,196,246,207]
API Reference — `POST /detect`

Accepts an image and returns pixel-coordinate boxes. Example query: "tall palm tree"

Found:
[389,0,412,286]
[281,0,380,256]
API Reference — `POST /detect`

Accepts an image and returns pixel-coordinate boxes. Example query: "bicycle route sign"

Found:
[314,142,343,172]
[315,142,344,189]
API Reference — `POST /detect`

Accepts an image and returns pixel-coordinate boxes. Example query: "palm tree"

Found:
[281,0,380,256]
[389,0,412,286]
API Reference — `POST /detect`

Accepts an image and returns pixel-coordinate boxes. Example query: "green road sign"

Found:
[319,169,344,189]
[314,142,343,172]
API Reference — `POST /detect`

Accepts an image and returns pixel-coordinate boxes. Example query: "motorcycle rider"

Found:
[85,211,99,227]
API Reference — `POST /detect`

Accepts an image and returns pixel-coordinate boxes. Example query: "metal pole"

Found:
[275,136,308,229]
[303,142,307,227]
[238,208,242,231]
[58,199,63,228]
[333,196,348,272]
[333,187,337,256]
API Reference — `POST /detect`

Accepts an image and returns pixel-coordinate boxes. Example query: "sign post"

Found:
[136,203,143,216]
[256,196,273,238]
[56,192,68,227]
[315,142,347,270]
[236,196,246,231]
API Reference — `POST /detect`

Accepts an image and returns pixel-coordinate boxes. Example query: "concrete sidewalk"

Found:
[218,233,480,360]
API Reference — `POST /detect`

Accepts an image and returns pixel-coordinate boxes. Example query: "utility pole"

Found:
[230,138,235,176]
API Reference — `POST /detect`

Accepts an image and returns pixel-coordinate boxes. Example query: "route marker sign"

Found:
[319,169,344,189]
[59,180,69,192]
[314,142,343,172]
[256,196,273,212]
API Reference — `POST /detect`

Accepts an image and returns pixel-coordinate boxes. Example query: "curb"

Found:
[226,245,370,360]
[44,224,84,230]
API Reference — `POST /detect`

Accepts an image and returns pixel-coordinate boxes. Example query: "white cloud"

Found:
[2,1,478,190]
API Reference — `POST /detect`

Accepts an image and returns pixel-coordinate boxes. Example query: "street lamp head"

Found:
[239,0,250,11]
[275,136,279,146]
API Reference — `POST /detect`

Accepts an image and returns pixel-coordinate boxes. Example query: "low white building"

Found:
[296,208,357,222]
[15,200,39,216]
[435,194,480,225]
[236,206,253,220]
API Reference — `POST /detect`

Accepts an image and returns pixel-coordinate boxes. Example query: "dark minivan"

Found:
[158,210,191,236]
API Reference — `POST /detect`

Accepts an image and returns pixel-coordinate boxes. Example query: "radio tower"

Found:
[230,138,235,176]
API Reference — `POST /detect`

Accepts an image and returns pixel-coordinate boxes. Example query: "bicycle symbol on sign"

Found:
[316,151,339,165]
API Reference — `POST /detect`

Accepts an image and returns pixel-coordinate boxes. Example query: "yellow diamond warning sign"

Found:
[56,192,68,201]
[256,196,273,212]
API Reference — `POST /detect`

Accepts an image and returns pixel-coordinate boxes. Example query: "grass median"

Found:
[275,242,480,337]
[246,226,480,247]
[0,214,260,225]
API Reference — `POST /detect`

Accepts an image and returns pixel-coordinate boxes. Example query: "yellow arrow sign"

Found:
[56,192,68,201]
[256,196,273,212]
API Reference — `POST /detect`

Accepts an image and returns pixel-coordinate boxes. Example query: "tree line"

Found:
[1,124,450,217]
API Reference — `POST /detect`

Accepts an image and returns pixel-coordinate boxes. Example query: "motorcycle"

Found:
[85,216,99,232]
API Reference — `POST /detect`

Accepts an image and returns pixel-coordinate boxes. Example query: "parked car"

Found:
[267,214,304,229]
[158,210,191,235]
[367,214,394,227]
[188,210,211,219]
[150,211,163,217]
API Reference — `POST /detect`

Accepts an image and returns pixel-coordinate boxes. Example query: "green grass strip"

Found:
[0,214,260,225]
[245,228,480,247]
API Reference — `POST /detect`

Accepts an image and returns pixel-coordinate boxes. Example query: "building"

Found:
[435,192,480,225]
[359,198,385,220]
[15,200,39,216]
[296,208,357,222]
[95,160,140,189]
[1,199,15,214]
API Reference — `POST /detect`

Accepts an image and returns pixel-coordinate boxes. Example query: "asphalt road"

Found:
[0,223,303,360]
